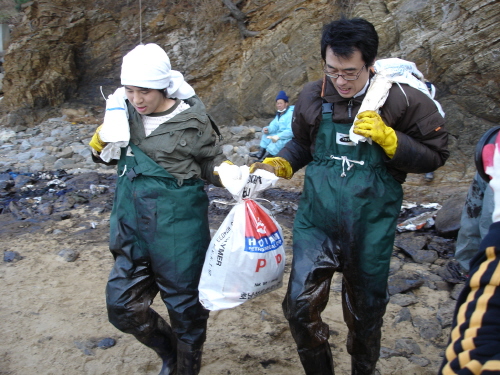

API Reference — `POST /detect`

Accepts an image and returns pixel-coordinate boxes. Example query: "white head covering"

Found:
[120,43,195,99]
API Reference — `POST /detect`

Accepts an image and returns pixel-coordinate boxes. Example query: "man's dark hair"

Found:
[321,17,378,67]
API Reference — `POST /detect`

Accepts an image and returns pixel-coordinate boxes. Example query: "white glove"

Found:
[267,135,280,143]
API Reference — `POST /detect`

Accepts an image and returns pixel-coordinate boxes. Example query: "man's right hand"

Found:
[249,157,293,179]
[89,125,106,153]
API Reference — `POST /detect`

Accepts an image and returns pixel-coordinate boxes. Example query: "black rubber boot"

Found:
[351,356,378,375]
[177,340,203,375]
[297,342,335,375]
[249,147,266,159]
[256,151,271,162]
[134,312,177,375]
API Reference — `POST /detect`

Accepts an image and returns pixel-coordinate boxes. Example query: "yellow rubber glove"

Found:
[249,157,293,179]
[353,110,398,158]
[267,135,280,143]
[89,125,106,153]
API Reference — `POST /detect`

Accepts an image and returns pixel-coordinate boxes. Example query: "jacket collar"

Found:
[276,105,291,117]
[129,95,207,139]
[321,73,374,106]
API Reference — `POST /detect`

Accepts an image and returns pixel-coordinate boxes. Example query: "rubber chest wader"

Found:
[283,104,403,374]
[106,143,210,349]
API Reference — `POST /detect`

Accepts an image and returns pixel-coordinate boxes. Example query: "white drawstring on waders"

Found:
[330,155,365,177]
[119,165,127,177]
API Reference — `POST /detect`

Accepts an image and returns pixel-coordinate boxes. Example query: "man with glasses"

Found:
[250,17,449,374]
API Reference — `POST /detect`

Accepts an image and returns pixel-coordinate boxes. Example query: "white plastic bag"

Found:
[349,58,445,144]
[198,164,286,311]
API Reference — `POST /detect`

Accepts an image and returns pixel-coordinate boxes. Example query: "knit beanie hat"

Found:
[120,43,195,99]
[275,90,289,102]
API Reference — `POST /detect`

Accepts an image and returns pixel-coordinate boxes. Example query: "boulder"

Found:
[435,193,468,238]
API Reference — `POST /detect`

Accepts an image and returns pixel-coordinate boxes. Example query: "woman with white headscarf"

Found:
[89,43,225,375]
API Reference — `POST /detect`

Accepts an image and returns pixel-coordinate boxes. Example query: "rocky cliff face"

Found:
[1,0,499,173]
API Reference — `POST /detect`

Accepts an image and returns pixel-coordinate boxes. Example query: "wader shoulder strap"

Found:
[125,163,144,181]
[322,101,333,114]
[322,100,334,122]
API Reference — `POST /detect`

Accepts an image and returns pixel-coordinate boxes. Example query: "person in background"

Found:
[439,129,500,374]
[454,171,494,273]
[89,43,226,375]
[250,90,294,161]
[251,17,448,374]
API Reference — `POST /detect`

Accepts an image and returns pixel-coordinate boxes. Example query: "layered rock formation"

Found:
[1,0,499,176]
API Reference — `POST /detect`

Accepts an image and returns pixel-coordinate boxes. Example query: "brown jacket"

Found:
[278,76,449,183]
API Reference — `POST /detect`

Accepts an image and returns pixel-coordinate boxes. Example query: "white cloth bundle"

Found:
[98,87,130,163]
[349,58,445,144]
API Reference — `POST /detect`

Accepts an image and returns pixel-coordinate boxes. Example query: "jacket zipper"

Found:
[348,99,353,118]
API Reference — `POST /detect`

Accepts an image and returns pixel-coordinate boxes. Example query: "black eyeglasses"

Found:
[323,64,366,81]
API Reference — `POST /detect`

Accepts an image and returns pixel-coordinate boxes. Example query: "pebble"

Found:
[393,306,412,325]
[0,118,266,175]
[395,233,439,264]
[260,309,272,321]
[56,248,80,262]
[97,337,116,349]
[0,120,115,175]
[409,355,430,367]
[74,339,96,356]
[412,316,442,340]
[387,270,425,295]
[394,337,422,355]
[450,283,465,300]
[3,250,23,262]
[379,346,402,359]
[390,293,418,307]
[436,301,456,328]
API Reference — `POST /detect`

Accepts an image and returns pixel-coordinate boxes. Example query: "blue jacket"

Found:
[264,105,294,155]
